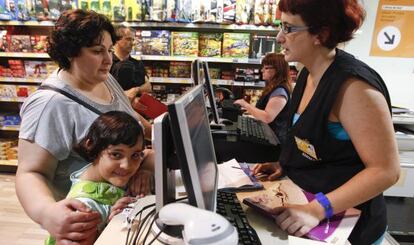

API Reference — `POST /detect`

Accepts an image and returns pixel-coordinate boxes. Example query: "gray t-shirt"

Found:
[19,70,138,199]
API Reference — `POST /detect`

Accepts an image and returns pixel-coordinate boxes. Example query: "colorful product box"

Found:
[10,35,31,52]
[171,32,198,57]
[222,32,250,58]
[141,30,170,56]
[24,60,48,78]
[199,33,222,57]
[169,61,191,78]
[30,35,48,53]
[124,0,141,21]
[250,34,279,58]
[235,0,254,24]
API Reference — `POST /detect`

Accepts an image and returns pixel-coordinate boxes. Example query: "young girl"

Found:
[46,111,146,245]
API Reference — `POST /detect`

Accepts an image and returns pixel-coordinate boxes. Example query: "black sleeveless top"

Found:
[279,49,391,244]
[256,85,290,144]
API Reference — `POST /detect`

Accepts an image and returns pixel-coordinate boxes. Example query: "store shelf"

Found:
[150,77,266,87]
[0,159,17,166]
[0,20,280,32]
[136,55,262,64]
[0,97,26,102]
[0,20,55,26]
[0,126,19,131]
[0,52,49,58]
[0,77,43,83]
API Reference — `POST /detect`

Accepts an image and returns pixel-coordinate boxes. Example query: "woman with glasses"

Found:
[253,0,399,244]
[234,53,291,143]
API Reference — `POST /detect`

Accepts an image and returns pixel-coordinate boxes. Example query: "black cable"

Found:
[126,202,156,245]
[141,210,159,244]
[135,208,156,244]
[147,224,164,245]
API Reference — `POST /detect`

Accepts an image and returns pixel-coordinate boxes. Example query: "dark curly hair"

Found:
[278,0,365,49]
[74,111,145,162]
[48,9,119,69]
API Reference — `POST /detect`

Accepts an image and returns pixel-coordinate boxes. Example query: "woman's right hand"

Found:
[252,162,283,181]
[43,198,101,243]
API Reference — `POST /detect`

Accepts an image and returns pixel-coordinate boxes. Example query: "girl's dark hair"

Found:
[74,111,144,162]
[48,9,119,69]
[261,53,292,97]
[278,0,365,48]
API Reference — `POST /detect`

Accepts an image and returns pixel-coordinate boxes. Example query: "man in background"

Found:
[111,25,152,101]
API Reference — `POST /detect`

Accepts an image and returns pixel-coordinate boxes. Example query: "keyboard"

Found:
[237,116,279,146]
[216,190,261,245]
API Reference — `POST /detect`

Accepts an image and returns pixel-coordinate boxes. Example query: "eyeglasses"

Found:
[280,23,310,34]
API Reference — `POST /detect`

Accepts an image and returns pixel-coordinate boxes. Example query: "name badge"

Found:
[294,136,320,161]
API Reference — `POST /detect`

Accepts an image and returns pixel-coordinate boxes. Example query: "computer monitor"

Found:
[201,61,220,125]
[153,112,179,212]
[168,84,218,211]
[191,59,203,86]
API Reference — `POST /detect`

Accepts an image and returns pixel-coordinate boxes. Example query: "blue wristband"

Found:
[315,192,333,219]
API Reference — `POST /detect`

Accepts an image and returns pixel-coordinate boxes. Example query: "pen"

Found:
[231,166,242,170]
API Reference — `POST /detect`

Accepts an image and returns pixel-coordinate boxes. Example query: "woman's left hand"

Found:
[128,169,153,197]
[272,203,321,237]
[233,99,249,109]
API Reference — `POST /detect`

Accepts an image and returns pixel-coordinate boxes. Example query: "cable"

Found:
[126,202,156,245]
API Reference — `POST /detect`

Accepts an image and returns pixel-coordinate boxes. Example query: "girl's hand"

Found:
[109,197,137,221]
[252,162,283,180]
[128,169,153,197]
[271,203,322,237]
[43,199,101,242]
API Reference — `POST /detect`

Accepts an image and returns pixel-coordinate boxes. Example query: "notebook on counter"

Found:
[242,179,361,245]
[217,159,263,192]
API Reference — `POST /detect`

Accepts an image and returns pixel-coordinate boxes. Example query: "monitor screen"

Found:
[168,84,218,211]
[191,59,204,86]
[202,61,220,125]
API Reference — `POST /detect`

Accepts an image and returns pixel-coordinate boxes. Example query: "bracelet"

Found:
[315,192,333,219]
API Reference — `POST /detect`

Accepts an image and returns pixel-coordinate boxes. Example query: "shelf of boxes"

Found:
[150,77,266,88]
[0,77,42,84]
[135,55,263,64]
[0,20,279,32]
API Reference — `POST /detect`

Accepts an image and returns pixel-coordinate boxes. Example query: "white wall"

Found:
[343,0,414,110]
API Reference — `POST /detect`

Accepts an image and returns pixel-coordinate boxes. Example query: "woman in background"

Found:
[253,0,399,244]
[234,53,291,142]
[16,10,154,245]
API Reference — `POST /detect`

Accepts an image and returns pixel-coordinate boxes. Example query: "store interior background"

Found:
[344,0,414,110]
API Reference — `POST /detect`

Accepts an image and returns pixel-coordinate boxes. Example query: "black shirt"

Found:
[280,49,391,244]
[110,54,147,91]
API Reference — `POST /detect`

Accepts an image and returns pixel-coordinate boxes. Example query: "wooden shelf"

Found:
[0,77,43,83]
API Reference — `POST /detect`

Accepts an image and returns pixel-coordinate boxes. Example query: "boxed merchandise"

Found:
[16,85,37,97]
[89,0,100,13]
[253,0,280,25]
[79,0,89,11]
[221,70,234,80]
[125,0,142,21]
[223,0,236,23]
[235,0,254,24]
[111,0,126,21]
[141,30,170,56]
[34,0,49,20]
[151,62,169,77]
[132,30,142,55]
[30,35,48,53]
[199,33,222,57]
[15,0,32,20]
[24,60,48,78]
[8,59,26,77]
[169,61,191,78]
[0,84,17,99]
[0,34,10,52]
[10,35,31,52]
[193,0,222,23]
[0,0,13,20]
[171,32,198,57]
[164,0,175,21]
[209,67,220,79]
[101,0,112,19]
[250,34,279,58]
[222,32,250,58]
[143,0,165,21]
[175,0,192,22]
